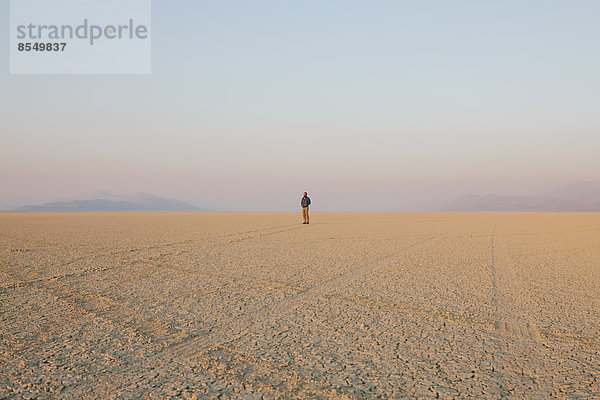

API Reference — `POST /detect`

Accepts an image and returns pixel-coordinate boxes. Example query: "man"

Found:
[301,192,311,224]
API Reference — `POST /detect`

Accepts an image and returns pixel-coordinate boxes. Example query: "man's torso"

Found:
[301,196,311,207]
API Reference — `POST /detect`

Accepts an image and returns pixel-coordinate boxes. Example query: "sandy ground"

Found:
[1,212,599,399]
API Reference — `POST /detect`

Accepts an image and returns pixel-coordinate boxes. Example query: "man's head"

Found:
[303,192,307,196]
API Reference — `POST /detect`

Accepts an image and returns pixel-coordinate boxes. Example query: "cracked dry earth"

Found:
[1,213,600,399]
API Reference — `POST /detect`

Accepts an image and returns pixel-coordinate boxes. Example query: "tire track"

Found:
[1,222,304,256]
[194,343,356,399]
[5,222,460,392]
[223,223,301,237]
[224,224,307,245]
[0,223,313,355]
[4,224,458,357]
[320,292,494,330]
[0,233,79,249]
[0,223,307,293]
[1,262,192,349]
[490,223,552,398]
[166,227,461,359]
[0,264,113,293]
[539,329,600,347]
[130,256,309,295]
[491,224,541,341]
[44,281,192,348]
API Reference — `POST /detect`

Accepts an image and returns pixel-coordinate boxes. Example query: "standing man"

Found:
[301,192,311,224]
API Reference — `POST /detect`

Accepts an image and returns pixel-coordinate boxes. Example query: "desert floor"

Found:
[1,212,599,399]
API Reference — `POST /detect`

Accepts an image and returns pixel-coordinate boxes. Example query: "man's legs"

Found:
[302,207,309,224]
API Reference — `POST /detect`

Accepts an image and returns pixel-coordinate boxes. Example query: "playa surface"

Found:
[1,212,599,399]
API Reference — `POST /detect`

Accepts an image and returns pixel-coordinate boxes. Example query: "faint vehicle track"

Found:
[0,233,85,249]
[490,223,553,398]
[539,329,600,347]
[46,282,191,348]
[0,222,304,258]
[491,224,541,341]
[3,222,476,395]
[4,214,600,399]
[129,256,310,295]
[223,223,301,236]
[0,222,316,358]
[0,223,309,293]
[166,227,461,359]
[196,343,357,399]
[1,261,191,349]
[0,264,113,293]
[120,223,306,252]
[224,224,307,244]
[320,292,494,330]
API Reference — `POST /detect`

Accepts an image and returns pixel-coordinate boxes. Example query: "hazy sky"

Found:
[1,1,599,210]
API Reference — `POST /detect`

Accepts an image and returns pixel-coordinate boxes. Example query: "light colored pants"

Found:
[302,207,309,223]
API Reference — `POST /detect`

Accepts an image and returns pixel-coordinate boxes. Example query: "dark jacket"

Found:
[301,196,311,208]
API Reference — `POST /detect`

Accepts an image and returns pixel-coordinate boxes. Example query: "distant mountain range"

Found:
[6,182,600,212]
[446,181,600,212]
[13,191,202,212]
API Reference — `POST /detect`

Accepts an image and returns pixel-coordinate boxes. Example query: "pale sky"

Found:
[1,1,599,211]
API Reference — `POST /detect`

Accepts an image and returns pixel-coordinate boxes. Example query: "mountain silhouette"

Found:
[14,192,202,212]
[447,181,600,212]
